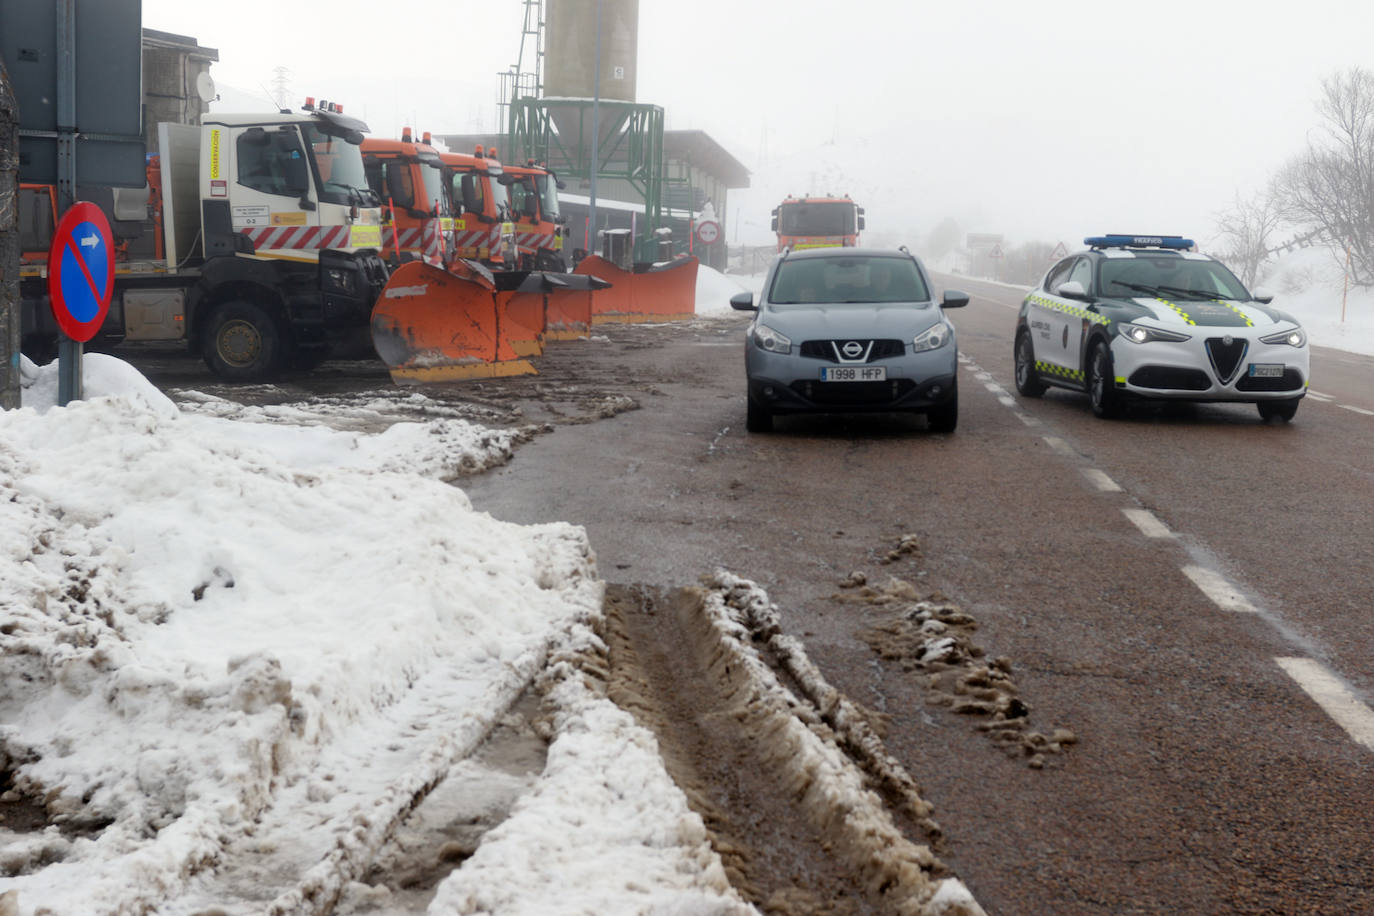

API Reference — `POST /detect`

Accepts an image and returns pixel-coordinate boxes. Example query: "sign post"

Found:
[47,201,114,404]
[695,219,720,248]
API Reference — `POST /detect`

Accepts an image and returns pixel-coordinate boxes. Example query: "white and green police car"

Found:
[1013,235,1310,421]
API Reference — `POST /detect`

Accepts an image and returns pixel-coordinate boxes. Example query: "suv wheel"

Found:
[746,397,773,433]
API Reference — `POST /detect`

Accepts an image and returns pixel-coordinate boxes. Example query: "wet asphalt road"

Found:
[122,282,1374,914]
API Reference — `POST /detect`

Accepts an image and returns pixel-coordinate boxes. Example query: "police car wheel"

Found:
[1257,398,1300,422]
[1087,341,1123,419]
[1014,331,1047,397]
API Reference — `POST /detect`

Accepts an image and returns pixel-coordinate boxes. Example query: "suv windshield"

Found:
[769,256,929,305]
[1098,256,1250,301]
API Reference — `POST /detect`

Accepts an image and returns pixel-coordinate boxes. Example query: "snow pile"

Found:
[0,355,738,914]
[694,263,752,316]
[1257,245,1374,357]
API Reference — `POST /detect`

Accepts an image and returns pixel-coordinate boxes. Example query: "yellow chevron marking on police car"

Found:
[1035,360,1084,381]
[1155,298,1196,325]
[1028,293,1110,325]
[1218,300,1255,326]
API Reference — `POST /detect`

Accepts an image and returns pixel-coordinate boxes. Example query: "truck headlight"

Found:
[1260,327,1307,347]
[751,323,792,354]
[324,267,356,294]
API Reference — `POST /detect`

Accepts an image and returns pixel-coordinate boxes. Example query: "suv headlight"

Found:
[751,323,792,354]
[1122,323,1190,344]
[1260,327,1307,347]
[912,322,952,352]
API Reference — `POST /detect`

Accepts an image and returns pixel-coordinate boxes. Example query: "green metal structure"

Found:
[508,96,675,262]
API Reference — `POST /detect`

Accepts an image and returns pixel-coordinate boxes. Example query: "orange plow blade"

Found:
[370,259,536,383]
[544,272,612,341]
[574,254,698,324]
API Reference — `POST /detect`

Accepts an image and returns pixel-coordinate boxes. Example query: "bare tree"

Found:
[1273,67,1374,286]
[1211,188,1284,286]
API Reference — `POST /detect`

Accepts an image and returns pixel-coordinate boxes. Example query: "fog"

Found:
[141,0,1374,250]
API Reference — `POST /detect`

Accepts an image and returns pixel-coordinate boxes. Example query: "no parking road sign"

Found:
[47,201,115,342]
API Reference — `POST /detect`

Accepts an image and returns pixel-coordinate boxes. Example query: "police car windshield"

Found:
[770,256,929,305]
[1098,256,1249,301]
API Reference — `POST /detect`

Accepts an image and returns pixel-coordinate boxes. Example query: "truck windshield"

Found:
[778,201,856,237]
[420,162,447,215]
[536,174,560,220]
[303,124,371,207]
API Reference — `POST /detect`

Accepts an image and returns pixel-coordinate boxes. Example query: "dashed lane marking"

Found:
[1307,390,1334,402]
[1123,508,1174,539]
[1182,565,1259,613]
[1042,435,1075,457]
[1082,468,1122,492]
[1275,657,1374,752]
[1339,404,1374,416]
[998,395,1016,408]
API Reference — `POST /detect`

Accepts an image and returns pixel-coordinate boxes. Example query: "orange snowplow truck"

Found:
[362,132,452,268]
[503,161,567,272]
[441,146,516,269]
[772,195,865,252]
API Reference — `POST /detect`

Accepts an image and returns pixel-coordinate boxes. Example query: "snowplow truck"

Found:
[442,147,516,268]
[18,99,388,381]
[503,161,567,272]
[772,195,865,252]
[362,131,453,268]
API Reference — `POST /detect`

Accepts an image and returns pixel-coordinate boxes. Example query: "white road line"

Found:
[998,395,1016,408]
[1275,657,1374,752]
[1042,435,1075,456]
[1182,565,1258,613]
[1082,468,1122,492]
[1307,390,1334,401]
[975,371,993,381]
[1123,509,1173,538]
[1017,413,1040,427]
[984,382,1005,394]
[1339,404,1374,416]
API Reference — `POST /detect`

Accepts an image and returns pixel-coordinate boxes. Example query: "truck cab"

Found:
[440,148,516,269]
[503,161,567,272]
[361,131,452,268]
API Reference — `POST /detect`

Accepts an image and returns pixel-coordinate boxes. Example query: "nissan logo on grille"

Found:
[841,341,864,359]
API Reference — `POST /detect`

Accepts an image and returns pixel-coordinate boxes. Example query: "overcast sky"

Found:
[140,0,1374,249]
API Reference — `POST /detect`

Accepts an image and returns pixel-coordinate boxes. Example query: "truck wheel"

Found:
[201,300,287,382]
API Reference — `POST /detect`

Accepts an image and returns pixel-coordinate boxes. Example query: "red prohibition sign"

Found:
[47,201,115,342]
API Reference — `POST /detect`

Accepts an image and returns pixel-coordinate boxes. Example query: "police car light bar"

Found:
[1085,235,1195,250]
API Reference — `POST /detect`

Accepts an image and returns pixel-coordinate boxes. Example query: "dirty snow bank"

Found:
[0,355,736,914]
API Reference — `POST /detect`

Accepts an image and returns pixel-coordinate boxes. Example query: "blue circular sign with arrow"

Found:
[46,201,115,342]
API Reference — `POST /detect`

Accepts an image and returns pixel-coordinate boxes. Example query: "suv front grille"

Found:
[799,339,905,363]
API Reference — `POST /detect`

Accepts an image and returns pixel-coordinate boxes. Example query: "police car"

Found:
[1013,235,1310,421]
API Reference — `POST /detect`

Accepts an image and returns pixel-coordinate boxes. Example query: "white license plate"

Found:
[1248,363,1284,378]
[821,365,887,382]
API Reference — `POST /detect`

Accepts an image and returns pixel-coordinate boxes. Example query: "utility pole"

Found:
[1,55,21,410]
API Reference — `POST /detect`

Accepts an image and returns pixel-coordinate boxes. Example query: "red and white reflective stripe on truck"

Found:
[241,225,353,251]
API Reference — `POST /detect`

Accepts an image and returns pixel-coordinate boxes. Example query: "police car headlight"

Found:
[752,323,792,354]
[913,322,952,352]
[1123,323,1191,344]
[1260,327,1307,348]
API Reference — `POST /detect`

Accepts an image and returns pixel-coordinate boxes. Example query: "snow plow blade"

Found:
[574,254,698,324]
[370,259,535,383]
[544,272,612,341]
[491,271,552,358]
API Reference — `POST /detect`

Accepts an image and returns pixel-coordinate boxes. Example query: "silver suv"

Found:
[730,247,969,432]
